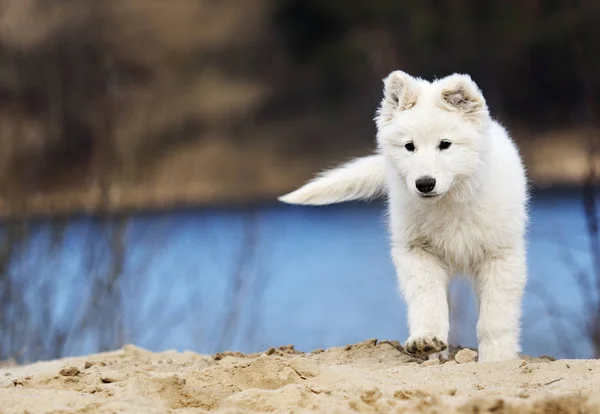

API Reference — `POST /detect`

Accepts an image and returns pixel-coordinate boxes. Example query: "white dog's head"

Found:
[375,71,491,202]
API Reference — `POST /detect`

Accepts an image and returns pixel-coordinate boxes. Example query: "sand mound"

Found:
[1,339,598,413]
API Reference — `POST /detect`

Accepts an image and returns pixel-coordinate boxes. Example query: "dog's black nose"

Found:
[415,176,436,194]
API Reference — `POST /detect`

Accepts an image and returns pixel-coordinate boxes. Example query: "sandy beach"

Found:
[1,339,598,413]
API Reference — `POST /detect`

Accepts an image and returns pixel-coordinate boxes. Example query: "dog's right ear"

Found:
[376,70,418,128]
[437,74,489,124]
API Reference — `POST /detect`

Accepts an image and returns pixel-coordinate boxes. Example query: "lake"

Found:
[2,187,598,362]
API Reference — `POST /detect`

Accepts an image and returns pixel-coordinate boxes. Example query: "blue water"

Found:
[3,188,599,362]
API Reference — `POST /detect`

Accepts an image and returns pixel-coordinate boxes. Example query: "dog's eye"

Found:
[404,142,415,152]
[439,140,452,150]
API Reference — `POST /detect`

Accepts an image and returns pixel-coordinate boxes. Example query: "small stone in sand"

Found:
[455,349,478,364]
[100,371,125,383]
[422,359,440,367]
[59,367,80,377]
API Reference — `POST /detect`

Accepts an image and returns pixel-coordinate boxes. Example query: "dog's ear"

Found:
[376,70,419,127]
[438,74,488,119]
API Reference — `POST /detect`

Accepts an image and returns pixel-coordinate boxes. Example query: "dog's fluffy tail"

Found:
[278,154,387,205]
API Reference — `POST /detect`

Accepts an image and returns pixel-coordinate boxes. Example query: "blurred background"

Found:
[0,0,599,364]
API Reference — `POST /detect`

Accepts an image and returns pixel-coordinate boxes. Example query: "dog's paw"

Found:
[428,348,450,361]
[404,335,448,358]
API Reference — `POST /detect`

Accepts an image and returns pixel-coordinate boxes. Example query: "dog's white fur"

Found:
[279,71,528,363]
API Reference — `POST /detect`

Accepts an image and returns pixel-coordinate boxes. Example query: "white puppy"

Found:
[279,71,528,362]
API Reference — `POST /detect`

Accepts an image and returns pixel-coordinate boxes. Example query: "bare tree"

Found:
[214,208,261,352]
[581,145,600,356]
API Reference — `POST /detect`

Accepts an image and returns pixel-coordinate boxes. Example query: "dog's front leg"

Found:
[393,246,450,359]
[475,247,526,362]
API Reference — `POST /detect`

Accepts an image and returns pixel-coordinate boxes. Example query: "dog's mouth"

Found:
[418,193,440,199]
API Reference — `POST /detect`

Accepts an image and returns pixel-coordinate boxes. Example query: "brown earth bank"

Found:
[0,339,598,413]
[2,128,599,219]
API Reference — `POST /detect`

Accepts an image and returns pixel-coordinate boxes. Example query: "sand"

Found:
[1,339,599,413]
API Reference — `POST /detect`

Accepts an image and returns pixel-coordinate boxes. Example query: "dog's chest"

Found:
[406,206,496,272]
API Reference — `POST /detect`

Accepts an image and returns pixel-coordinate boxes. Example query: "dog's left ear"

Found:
[438,74,488,119]
[375,70,419,128]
